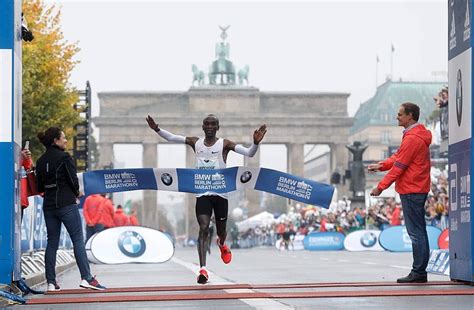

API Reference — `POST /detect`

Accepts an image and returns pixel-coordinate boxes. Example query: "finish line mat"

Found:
[27,281,473,305]
[44,280,464,295]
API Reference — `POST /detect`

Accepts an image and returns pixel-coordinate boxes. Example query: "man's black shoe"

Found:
[397,272,427,283]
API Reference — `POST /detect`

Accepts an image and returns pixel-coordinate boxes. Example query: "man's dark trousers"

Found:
[400,193,429,276]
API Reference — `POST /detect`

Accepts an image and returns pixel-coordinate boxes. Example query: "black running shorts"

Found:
[195,195,228,221]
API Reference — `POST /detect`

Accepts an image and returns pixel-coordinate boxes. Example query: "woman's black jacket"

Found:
[36,145,80,209]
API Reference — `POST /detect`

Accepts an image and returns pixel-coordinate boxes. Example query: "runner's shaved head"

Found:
[203,114,219,125]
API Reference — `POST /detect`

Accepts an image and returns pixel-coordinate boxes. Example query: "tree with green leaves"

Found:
[22,0,80,160]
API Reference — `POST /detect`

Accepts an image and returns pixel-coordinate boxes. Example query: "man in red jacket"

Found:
[83,194,104,241]
[369,102,431,283]
[128,209,140,226]
[114,205,130,227]
[95,195,115,232]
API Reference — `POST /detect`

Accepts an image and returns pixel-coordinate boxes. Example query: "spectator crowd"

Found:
[232,167,449,249]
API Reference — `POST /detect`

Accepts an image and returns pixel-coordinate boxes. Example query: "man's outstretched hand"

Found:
[253,124,267,144]
[146,115,159,131]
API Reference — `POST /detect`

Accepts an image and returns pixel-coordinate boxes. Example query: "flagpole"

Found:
[390,44,394,80]
[376,55,379,88]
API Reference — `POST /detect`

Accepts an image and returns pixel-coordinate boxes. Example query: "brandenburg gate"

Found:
[93,26,353,230]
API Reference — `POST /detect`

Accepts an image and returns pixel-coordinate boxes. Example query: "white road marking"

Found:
[389,265,411,270]
[361,261,377,265]
[172,257,293,309]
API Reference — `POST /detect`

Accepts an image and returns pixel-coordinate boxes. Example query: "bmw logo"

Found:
[161,173,173,186]
[240,171,252,183]
[456,69,463,126]
[360,232,377,248]
[118,231,146,257]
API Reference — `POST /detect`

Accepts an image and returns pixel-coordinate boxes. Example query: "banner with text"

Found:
[80,167,335,209]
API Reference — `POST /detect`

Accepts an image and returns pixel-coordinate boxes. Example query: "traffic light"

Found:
[73,81,91,172]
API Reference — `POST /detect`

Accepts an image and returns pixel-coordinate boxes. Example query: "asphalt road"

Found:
[18,247,474,309]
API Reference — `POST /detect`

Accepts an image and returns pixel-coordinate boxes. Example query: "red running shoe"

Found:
[217,238,232,264]
[197,268,209,284]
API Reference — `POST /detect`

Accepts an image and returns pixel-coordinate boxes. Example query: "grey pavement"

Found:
[15,247,474,309]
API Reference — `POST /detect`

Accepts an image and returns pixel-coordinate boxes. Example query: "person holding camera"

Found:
[36,127,106,291]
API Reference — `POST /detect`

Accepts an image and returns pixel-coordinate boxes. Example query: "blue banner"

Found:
[378,226,442,252]
[303,232,345,251]
[80,167,335,209]
[83,168,158,195]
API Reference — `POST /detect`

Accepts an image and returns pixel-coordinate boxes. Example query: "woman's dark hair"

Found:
[37,127,62,147]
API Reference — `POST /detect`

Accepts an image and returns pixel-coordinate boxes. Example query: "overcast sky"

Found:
[50,0,447,204]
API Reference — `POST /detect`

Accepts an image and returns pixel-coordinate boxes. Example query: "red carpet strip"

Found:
[28,288,474,304]
[46,281,464,295]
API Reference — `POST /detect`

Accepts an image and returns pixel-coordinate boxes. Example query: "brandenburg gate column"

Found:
[287,143,304,206]
[142,143,158,229]
[98,143,114,169]
[244,148,261,215]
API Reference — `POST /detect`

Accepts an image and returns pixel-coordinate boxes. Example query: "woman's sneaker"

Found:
[47,282,60,292]
[197,268,209,284]
[80,276,106,291]
[216,238,232,264]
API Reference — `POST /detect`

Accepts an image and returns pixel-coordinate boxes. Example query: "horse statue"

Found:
[238,65,249,85]
[192,64,205,86]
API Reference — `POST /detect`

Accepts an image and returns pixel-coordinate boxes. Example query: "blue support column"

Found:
[448,0,474,283]
[0,0,22,285]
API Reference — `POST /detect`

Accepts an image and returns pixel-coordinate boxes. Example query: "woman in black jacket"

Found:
[36,127,105,291]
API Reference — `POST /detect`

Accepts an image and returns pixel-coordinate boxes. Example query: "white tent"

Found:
[236,211,276,232]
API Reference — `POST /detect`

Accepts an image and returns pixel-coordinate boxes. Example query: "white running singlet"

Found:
[194,138,227,198]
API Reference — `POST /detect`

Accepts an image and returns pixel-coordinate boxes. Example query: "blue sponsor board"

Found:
[448,0,474,283]
[427,249,450,276]
[379,226,442,252]
[449,139,473,281]
[0,0,22,284]
[255,168,334,208]
[33,196,47,250]
[303,232,345,251]
[448,0,471,60]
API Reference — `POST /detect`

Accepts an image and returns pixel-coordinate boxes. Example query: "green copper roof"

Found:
[351,80,446,134]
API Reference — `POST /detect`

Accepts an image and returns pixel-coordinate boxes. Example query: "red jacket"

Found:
[20,157,33,208]
[83,194,104,226]
[114,209,130,227]
[377,124,432,194]
[129,214,140,226]
[95,198,115,228]
[390,207,401,226]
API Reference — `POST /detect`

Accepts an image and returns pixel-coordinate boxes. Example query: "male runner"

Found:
[146,114,267,284]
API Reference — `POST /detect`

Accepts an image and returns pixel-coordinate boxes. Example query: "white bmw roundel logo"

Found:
[161,173,173,186]
[240,171,252,183]
[118,231,146,257]
[360,232,377,248]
